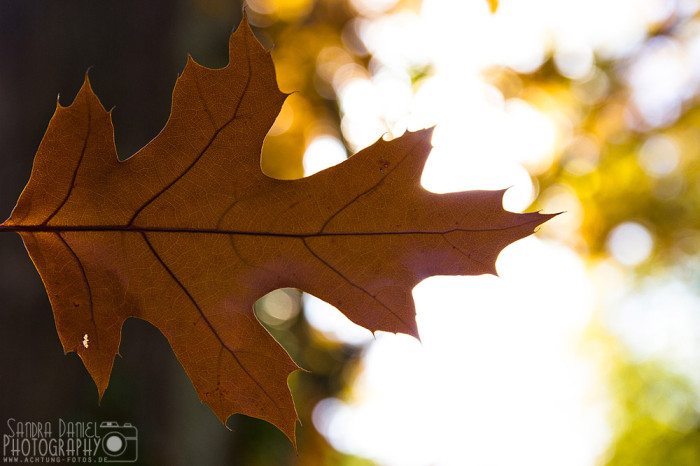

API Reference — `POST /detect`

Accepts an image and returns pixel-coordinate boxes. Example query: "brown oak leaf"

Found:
[0,17,555,444]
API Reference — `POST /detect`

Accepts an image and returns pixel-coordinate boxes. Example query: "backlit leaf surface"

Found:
[1,17,555,444]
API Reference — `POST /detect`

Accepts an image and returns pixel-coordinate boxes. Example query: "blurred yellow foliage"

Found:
[487,0,498,14]
[247,0,314,21]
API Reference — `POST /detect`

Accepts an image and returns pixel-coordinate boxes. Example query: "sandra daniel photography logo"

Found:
[2,418,137,463]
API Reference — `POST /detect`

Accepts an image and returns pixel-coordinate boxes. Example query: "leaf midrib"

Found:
[0,220,545,236]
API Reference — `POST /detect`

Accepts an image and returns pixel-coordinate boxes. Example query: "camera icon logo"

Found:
[98,421,138,463]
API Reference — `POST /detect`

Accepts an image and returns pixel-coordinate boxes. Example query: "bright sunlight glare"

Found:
[299,0,700,464]
[314,239,607,466]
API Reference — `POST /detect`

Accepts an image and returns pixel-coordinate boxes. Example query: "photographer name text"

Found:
[3,418,100,459]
